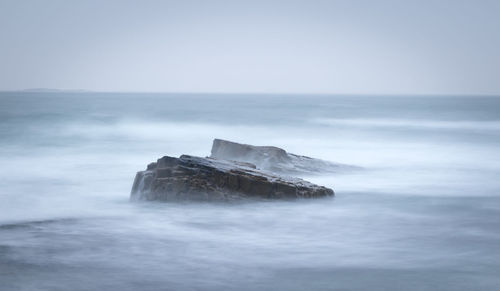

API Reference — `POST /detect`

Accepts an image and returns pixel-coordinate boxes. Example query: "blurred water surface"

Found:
[1,92,500,290]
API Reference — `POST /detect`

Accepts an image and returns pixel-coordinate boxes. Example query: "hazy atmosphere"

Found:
[1,1,500,291]
[1,0,500,94]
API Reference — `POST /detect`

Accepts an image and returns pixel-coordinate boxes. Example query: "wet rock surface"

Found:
[131,155,334,201]
[210,139,357,175]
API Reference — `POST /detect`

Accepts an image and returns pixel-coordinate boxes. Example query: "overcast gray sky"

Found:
[0,0,499,94]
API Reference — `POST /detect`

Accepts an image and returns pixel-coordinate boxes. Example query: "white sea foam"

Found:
[311,117,500,130]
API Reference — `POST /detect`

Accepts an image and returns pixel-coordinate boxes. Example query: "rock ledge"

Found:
[210,138,356,175]
[131,155,334,201]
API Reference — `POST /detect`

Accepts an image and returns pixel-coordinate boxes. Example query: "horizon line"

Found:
[1,88,499,97]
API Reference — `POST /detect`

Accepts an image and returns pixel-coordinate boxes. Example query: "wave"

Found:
[0,217,80,230]
[310,118,500,131]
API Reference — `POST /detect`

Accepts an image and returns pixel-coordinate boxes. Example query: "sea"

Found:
[1,92,499,290]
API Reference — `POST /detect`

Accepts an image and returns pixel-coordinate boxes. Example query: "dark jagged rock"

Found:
[131,155,334,202]
[210,139,358,175]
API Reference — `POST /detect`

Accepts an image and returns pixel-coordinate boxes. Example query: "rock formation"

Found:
[210,138,356,175]
[131,155,334,202]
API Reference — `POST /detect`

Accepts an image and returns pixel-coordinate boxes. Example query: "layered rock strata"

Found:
[131,155,334,201]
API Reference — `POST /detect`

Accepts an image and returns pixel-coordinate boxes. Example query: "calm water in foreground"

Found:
[1,92,500,290]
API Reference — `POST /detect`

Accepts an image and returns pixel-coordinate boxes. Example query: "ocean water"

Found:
[1,92,500,290]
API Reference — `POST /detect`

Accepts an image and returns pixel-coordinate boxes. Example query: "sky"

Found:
[0,0,499,95]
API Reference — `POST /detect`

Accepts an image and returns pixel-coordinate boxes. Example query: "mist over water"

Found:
[1,92,500,290]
